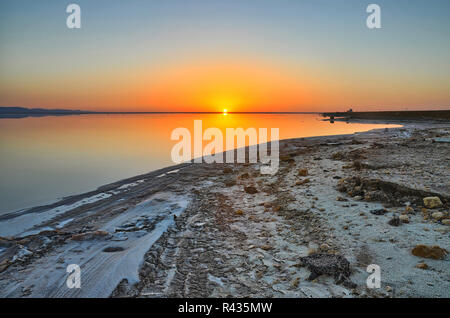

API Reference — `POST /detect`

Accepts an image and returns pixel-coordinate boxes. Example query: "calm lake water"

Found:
[0,114,401,214]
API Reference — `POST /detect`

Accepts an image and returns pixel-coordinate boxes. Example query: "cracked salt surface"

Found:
[0,192,190,297]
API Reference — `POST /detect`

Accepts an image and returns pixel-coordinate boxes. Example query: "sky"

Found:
[0,0,449,112]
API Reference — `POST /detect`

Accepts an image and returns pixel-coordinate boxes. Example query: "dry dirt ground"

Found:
[0,123,449,298]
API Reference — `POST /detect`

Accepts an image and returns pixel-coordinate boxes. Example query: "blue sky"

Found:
[1,0,449,111]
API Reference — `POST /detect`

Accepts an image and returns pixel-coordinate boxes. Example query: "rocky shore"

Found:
[0,121,449,298]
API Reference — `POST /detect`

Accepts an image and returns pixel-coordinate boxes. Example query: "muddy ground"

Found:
[0,122,449,298]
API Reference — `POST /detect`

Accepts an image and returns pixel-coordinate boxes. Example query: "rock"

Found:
[298,169,308,176]
[223,167,233,174]
[297,254,356,288]
[371,209,387,215]
[388,216,401,226]
[239,172,250,179]
[296,178,310,185]
[405,205,414,214]
[244,186,258,194]
[415,262,428,270]
[291,277,300,288]
[411,245,447,260]
[336,196,348,202]
[260,245,272,251]
[307,248,318,255]
[442,219,450,226]
[353,196,363,201]
[235,209,244,216]
[386,286,392,292]
[423,197,443,209]
[399,215,410,223]
[431,212,445,220]
[103,246,125,253]
[0,259,10,273]
[320,243,330,251]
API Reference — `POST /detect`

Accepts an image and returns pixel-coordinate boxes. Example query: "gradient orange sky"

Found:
[1,0,449,112]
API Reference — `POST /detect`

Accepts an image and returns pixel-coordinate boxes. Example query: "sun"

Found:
[223,109,228,115]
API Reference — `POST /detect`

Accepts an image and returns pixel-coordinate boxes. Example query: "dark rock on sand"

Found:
[388,216,401,226]
[297,253,356,288]
[103,246,125,253]
[244,186,258,194]
[370,209,388,215]
[223,167,233,174]
[411,245,447,260]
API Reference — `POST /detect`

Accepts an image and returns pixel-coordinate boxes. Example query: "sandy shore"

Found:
[0,120,449,298]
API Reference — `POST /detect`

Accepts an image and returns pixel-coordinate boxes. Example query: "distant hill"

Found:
[0,107,89,114]
[0,107,92,118]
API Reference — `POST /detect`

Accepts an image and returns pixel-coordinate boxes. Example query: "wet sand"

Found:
[0,120,449,298]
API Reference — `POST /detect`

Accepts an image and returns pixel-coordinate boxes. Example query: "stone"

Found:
[431,212,445,220]
[102,246,125,253]
[370,209,387,215]
[235,209,244,216]
[307,248,318,255]
[399,215,410,223]
[298,169,308,176]
[0,260,10,273]
[291,277,300,288]
[405,205,414,214]
[411,245,447,260]
[423,197,443,209]
[388,216,401,226]
[297,253,356,288]
[442,219,450,226]
[415,262,428,270]
[244,186,258,194]
[296,178,310,186]
[223,167,233,174]
[320,243,330,251]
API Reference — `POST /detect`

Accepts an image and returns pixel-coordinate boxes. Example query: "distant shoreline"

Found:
[322,110,450,121]
[2,106,450,119]
[0,106,322,118]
